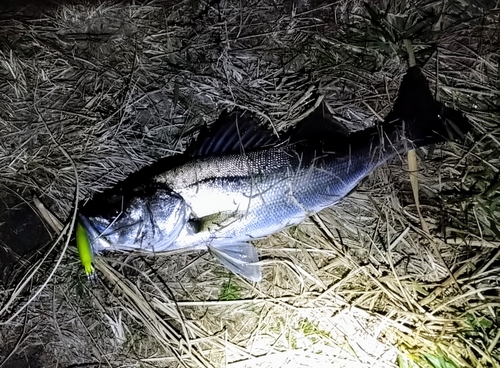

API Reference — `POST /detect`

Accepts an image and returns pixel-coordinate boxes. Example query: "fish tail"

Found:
[384,66,471,148]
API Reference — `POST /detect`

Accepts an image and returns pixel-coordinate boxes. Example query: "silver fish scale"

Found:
[153,142,386,250]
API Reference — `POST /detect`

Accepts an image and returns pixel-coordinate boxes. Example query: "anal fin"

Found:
[209,242,262,282]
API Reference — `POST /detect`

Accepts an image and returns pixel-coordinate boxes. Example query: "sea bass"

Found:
[77,67,471,281]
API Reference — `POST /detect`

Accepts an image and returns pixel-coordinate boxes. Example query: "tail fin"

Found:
[384,66,471,148]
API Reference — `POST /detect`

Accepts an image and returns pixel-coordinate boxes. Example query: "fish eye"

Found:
[187,218,201,233]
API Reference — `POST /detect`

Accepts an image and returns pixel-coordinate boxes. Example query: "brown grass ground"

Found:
[0,0,498,367]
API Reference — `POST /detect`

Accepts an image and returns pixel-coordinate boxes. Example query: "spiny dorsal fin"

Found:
[192,109,280,157]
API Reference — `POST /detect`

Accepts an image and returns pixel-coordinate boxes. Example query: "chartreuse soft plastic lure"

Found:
[76,221,95,280]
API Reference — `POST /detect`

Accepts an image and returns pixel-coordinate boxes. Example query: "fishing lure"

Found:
[76,221,96,280]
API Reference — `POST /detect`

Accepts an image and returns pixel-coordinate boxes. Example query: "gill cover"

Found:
[79,185,189,252]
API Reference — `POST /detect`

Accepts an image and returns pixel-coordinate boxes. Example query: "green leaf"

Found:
[423,354,459,368]
[219,281,241,301]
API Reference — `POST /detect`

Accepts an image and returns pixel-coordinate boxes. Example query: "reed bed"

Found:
[0,0,498,367]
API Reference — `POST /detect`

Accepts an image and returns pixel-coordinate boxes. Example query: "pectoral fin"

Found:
[208,242,262,282]
[198,211,243,232]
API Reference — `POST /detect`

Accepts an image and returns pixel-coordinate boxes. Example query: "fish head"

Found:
[78,186,189,253]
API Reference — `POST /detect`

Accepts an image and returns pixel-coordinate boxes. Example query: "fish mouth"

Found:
[77,213,111,251]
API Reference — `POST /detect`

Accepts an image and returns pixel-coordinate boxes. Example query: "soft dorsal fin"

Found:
[290,102,349,145]
[192,109,280,157]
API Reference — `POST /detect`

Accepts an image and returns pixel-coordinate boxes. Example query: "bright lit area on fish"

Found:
[0,1,498,367]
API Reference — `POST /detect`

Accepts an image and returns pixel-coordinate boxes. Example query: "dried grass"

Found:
[0,0,499,367]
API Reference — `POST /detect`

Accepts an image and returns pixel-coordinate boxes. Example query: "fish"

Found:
[77,67,471,282]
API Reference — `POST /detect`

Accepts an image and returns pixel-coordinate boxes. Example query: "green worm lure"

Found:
[76,221,96,280]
